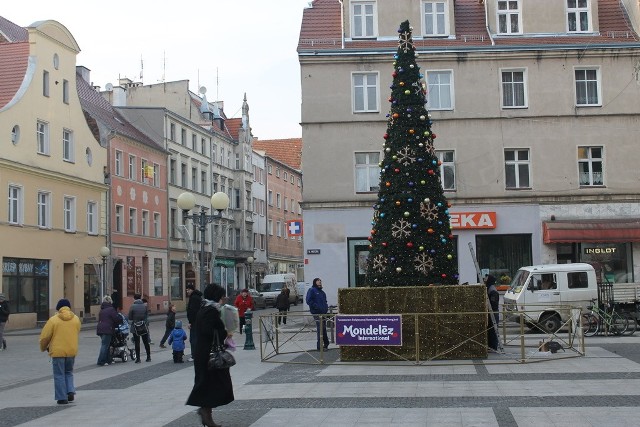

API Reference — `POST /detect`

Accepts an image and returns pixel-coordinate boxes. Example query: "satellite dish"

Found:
[105,83,113,91]
[199,86,207,95]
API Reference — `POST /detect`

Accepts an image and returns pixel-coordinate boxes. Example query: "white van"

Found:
[257,274,299,307]
[502,263,598,332]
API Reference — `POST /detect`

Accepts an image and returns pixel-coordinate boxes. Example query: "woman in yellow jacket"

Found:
[39,299,81,404]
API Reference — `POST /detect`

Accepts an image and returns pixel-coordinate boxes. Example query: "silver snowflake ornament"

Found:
[391,219,412,238]
[415,253,435,274]
[398,31,414,53]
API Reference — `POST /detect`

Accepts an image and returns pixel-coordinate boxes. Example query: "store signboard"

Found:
[450,212,497,229]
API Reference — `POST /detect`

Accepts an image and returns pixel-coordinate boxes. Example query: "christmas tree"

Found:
[366,20,458,287]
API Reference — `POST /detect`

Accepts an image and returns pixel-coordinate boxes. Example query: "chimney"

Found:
[76,66,91,83]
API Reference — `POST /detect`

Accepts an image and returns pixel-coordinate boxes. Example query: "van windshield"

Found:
[257,282,284,293]
[508,270,530,294]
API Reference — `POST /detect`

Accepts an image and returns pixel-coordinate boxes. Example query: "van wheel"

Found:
[540,314,561,333]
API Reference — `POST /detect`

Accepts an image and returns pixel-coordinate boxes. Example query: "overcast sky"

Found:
[3,0,311,140]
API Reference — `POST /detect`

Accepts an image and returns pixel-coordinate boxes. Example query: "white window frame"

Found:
[129,208,137,234]
[567,0,591,33]
[426,70,454,110]
[574,67,601,106]
[276,221,282,238]
[115,150,123,176]
[355,152,380,193]
[497,0,522,35]
[36,120,50,155]
[422,1,449,36]
[87,201,97,235]
[115,205,124,232]
[352,72,379,113]
[154,212,161,238]
[351,1,377,38]
[63,196,76,232]
[268,190,273,206]
[37,191,51,228]
[142,210,149,236]
[578,146,604,186]
[504,149,531,189]
[268,219,274,236]
[129,155,136,180]
[436,150,456,191]
[500,69,528,109]
[276,193,281,209]
[62,129,74,162]
[8,185,23,225]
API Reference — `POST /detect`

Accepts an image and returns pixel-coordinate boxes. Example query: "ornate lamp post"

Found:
[247,256,254,289]
[99,246,110,303]
[177,191,230,290]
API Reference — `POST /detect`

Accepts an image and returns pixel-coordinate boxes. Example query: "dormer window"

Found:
[497,0,521,35]
[567,0,591,33]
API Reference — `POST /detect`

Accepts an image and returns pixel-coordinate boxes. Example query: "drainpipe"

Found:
[483,0,495,46]
[338,0,345,49]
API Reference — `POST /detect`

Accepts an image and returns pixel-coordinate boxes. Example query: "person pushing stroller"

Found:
[167,320,188,363]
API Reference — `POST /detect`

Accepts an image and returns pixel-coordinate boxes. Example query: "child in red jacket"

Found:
[234,289,254,334]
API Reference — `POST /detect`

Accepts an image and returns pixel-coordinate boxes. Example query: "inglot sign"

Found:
[335,315,402,346]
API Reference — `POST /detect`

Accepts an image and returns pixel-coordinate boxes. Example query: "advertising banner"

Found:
[335,315,402,346]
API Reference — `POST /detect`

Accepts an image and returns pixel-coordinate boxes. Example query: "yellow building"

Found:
[0,17,108,328]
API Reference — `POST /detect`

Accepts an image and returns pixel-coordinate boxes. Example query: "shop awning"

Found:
[542,219,640,243]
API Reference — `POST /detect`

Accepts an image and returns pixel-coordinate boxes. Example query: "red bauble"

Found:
[382,242,388,247]
[406,242,413,248]
[432,133,437,139]
[394,168,400,174]
[383,133,389,139]
[392,71,397,77]
[441,274,447,278]
[428,170,434,175]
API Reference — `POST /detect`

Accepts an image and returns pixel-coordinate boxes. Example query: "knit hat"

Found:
[56,298,71,310]
[0,293,5,301]
[175,320,183,329]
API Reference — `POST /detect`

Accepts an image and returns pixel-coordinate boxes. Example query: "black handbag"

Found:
[207,330,236,370]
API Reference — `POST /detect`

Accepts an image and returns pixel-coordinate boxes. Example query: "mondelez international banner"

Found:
[335,315,402,346]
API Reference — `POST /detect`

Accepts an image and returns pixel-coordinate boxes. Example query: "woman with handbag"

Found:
[186,283,234,427]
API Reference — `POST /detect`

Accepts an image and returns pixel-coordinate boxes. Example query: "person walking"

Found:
[159,303,176,348]
[306,278,329,351]
[0,293,9,351]
[186,283,203,362]
[275,288,290,326]
[233,288,254,334]
[485,274,500,351]
[187,283,234,427]
[168,320,188,363]
[128,294,151,363]
[39,299,81,404]
[96,295,121,366]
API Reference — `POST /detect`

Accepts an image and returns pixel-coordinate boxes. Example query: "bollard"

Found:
[243,309,256,350]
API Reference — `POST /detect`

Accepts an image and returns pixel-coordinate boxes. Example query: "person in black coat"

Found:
[96,296,121,365]
[186,283,203,361]
[186,283,234,427]
[159,303,176,348]
[485,275,500,351]
[275,288,290,325]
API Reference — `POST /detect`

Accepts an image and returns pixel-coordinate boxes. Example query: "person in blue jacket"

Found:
[306,278,329,351]
[168,320,188,363]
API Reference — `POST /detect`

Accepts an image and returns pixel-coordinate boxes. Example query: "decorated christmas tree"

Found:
[366,20,458,287]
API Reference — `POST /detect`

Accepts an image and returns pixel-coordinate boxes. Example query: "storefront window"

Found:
[170,262,183,299]
[348,238,370,287]
[3,258,50,320]
[84,264,100,308]
[580,243,632,283]
[476,234,532,283]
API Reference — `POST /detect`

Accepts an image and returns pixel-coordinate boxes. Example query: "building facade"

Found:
[299,0,640,304]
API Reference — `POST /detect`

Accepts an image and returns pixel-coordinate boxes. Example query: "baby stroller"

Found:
[109,313,136,362]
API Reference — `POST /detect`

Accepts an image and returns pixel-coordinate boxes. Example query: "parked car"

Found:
[227,289,267,310]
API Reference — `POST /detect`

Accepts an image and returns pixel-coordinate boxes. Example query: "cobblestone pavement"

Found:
[2,310,640,427]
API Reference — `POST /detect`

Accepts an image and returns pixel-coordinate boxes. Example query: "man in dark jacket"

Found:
[128,294,151,363]
[306,278,329,351]
[275,288,290,326]
[485,275,500,351]
[186,283,203,362]
[0,293,9,350]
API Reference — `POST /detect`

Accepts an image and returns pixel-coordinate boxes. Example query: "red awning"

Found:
[542,219,640,243]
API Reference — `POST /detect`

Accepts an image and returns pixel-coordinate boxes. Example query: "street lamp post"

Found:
[177,191,230,291]
[99,246,110,303]
[247,256,254,289]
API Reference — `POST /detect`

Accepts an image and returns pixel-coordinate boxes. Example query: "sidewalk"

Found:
[2,308,640,426]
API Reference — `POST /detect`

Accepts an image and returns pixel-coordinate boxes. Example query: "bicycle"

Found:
[582,299,629,337]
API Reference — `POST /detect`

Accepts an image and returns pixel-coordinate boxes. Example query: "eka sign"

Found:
[449,212,497,229]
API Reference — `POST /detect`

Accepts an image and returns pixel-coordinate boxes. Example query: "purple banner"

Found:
[335,315,402,346]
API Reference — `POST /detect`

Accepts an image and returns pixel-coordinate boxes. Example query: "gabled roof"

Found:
[253,138,302,171]
[0,16,28,42]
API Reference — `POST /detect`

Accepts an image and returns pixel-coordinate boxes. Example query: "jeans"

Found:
[132,332,151,360]
[52,357,75,401]
[97,334,112,365]
[313,314,329,350]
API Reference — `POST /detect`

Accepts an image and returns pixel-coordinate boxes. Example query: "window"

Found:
[567,0,590,33]
[169,123,176,141]
[170,159,176,184]
[8,185,22,224]
[129,156,136,180]
[153,164,160,187]
[62,79,69,104]
[504,149,530,189]
[283,172,288,181]
[63,196,76,232]
[568,271,588,289]
[201,171,207,193]
[436,150,456,190]
[276,193,281,209]
[115,151,123,176]
[154,213,161,238]
[352,73,379,112]
[268,190,273,206]
[351,1,376,38]
[181,128,187,145]
[192,134,197,151]
[355,152,380,193]
[141,159,148,183]
[260,200,265,216]
[181,163,187,188]
[268,219,273,236]
[276,168,280,178]
[578,146,603,186]
[201,137,207,155]
[142,210,149,236]
[191,168,198,192]
[423,1,449,36]
[575,68,600,106]
[170,208,177,238]
[36,121,49,155]
[129,208,137,234]
[87,201,97,235]
[43,70,49,97]
[234,188,241,209]
[290,175,295,184]
[427,70,453,110]
[497,0,521,34]
[62,129,74,162]
[227,150,231,168]
[267,165,272,174]
[115,205,124,232]
[220,147,225,166]
[212,144,217,163]
[501,70,527,108]
[284,197,289,211]
[276,221,282,238]
[37,191,51,228]
[235,153,240,170]
[260,234,266,250]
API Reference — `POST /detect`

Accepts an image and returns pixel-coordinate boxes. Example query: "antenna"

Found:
[161,51,166,83]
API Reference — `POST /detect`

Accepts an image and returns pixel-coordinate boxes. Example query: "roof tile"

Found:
[253,138,303,170]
